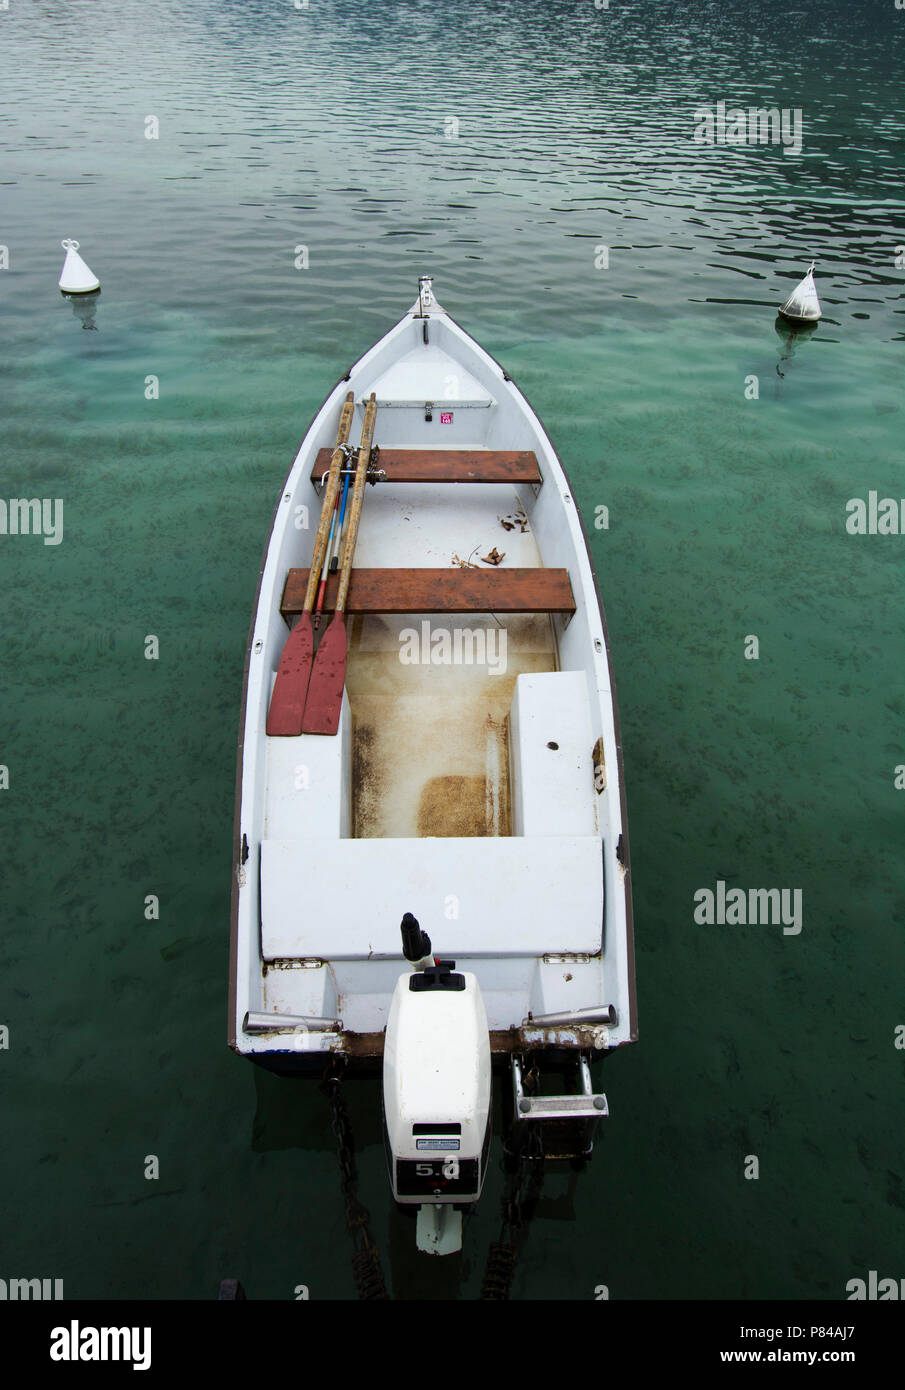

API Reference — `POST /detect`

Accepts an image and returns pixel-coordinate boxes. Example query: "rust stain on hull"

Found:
[337,1028,611,1061]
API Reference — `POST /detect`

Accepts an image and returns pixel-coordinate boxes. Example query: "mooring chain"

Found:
[320,1060,390,1300]
[481,1116,545,1299]
[503,1120,545,1241]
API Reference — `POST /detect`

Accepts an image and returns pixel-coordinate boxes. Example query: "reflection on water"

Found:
[774,314,818,378]
[63,289,100,330]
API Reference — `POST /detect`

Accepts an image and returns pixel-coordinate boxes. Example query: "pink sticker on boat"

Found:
[440,412,453,424]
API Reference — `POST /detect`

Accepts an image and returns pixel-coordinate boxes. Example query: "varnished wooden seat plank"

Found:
[311,448,541,485]
[280,567,574,618]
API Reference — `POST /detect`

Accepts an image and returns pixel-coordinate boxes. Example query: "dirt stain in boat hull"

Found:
[348,613,552,840]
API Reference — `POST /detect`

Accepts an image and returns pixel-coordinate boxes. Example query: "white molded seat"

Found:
[263,691,352,840]
[509,671,597,836]
[260,835,603,960]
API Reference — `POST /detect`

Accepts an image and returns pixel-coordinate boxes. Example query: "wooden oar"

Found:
[313,459,353,624]
[302,392,377,735]
[266,390,354,736]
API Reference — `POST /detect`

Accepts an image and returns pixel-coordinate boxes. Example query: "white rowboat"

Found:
[228,278,637,1253]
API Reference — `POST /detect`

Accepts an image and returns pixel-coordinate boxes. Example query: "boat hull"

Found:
[230,289,636,1074]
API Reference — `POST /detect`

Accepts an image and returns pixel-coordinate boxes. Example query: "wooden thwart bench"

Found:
[280,567,575,619]
[312,447,542,486]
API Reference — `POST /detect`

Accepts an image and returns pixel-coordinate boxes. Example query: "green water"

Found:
[1,0,903,1299]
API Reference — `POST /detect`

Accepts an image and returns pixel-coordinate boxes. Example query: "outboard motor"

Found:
[383,914,492,1255]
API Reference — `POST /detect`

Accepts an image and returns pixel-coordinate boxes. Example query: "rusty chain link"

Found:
[481,1107,545,1299]
[321,1058,389,1299]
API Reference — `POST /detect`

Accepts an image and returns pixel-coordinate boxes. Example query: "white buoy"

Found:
[59,238,100,294]
[779,261,821,324]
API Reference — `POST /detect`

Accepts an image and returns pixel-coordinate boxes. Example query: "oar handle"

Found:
[302,391,355,614]
[335,393,377,616]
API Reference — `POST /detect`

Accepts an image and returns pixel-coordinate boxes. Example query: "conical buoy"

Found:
[779,261,821,324]
[59,239,100,294]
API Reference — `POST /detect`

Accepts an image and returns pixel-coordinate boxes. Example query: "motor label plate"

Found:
[396,1157,478,1197]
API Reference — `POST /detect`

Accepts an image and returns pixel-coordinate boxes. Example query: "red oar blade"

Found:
[266,614,314,736]
[301,613,347,735]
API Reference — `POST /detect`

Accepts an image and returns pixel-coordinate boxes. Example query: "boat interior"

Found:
[277,313,592,841]
[284,494,569,843]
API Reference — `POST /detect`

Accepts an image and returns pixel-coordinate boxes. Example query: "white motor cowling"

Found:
[383,955,492,1255]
